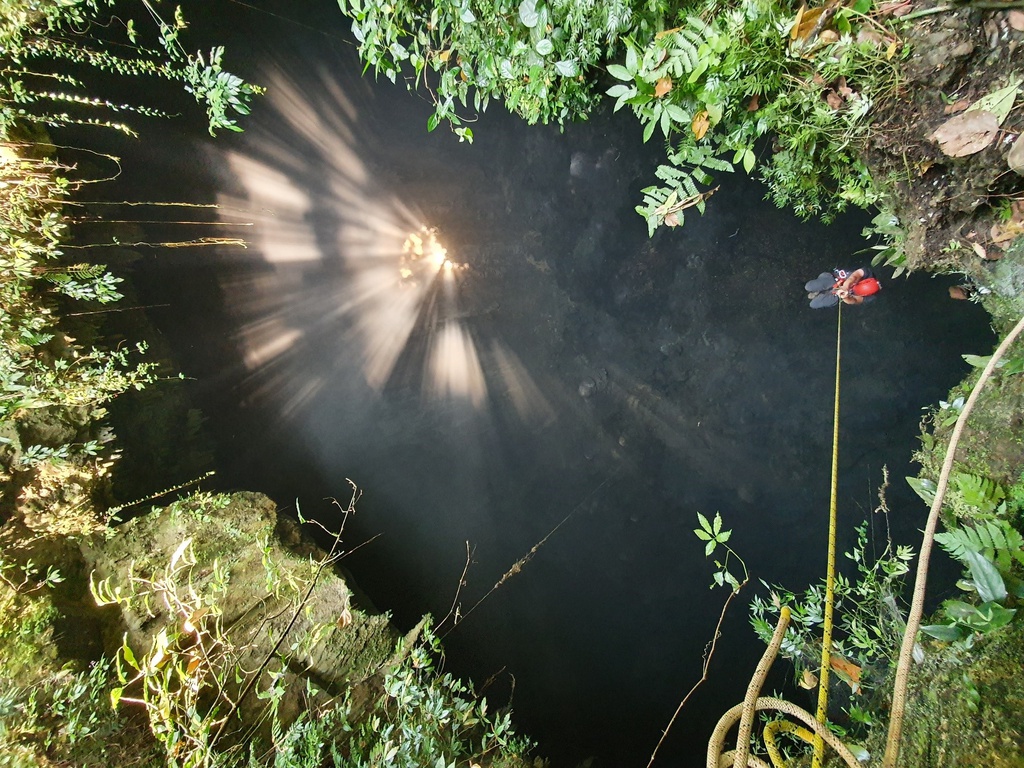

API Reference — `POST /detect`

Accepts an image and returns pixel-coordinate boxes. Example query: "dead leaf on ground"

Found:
[791,5,827,45]
[337,605,353,629]
[655,77,673,98]
[878,0,912,15]
[830,655,862,685]
[1010,10,1024,31]
[825,91,844,110]
[990,218,1024,248]
[943,99,971,114]
[967,78,1020,125]
[930,110,1000,157]
[971,242,988,259]
[949,285,971,300]
[799,669,818,689]
[819,29,839,44]
[748,94,760,111]
[857,28,885,47]
[1008,136,1024,175]
[692,109,711,139]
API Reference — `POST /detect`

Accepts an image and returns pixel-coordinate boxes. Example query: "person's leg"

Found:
[805,272,835,292]
[810,291,839,309]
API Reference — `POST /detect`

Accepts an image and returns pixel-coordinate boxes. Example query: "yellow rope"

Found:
[812,304,842,767]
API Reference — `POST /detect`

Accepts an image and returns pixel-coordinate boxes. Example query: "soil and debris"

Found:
[865,1,1024,302]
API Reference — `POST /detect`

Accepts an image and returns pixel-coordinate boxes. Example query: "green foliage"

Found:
[0,149,158,431]
[0,657,162,767]
[865,204,908,277]
[907,471,1008,522]
[608,0,901,232]
[313,621,531,768]
[694,511,746,592]
[90,504,532,768]
[935,519,1024,574]
[337,0,670,136]
[338,0,904,230]
[749,520,913,693]
[0,0,261,137]
[922,520,1024,646]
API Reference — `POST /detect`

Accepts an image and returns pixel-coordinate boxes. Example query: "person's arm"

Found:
[840,268,866,291]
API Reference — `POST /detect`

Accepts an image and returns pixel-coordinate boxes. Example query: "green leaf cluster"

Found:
[749,520,914,694]
[0,0,261,137]
[606,0,902,233]
[922,521,1024,645]
[0,149,157,429]
[694,511,746,592]
[337,0,671,136]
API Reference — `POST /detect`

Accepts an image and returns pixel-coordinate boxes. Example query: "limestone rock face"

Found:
[81,491,398,729]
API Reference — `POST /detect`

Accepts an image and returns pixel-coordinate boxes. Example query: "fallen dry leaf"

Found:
[825,91,844,110]
[971,242,988,260]
[791,4,808,41]
[830,655,862,685]
[930,109,1000,157]
[1008,136,1024,175]
[820,29,839,44]
[943,99,971,114]
[1010,10,1024,31]
[857,28,885,47]
[337,605,353,629]
[991,220,1024,247]
[655,76,673,98]
[748,94,760,111]
[799,669,818,690]
[877,0,912,14]
[691,109,710,139]
[949,285,970,300]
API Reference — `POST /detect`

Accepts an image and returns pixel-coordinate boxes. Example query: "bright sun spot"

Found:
[210,68,528,419]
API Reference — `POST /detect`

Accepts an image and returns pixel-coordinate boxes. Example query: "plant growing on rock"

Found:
[749,520,914,697]
[0,0,261,137]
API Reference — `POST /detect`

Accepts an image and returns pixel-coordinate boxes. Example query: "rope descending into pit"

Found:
[812,301,843,766]
[707,307,855,768]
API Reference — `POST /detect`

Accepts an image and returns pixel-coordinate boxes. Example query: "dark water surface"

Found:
[97,2,993,765]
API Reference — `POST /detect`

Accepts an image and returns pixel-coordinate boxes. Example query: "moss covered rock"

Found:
[80,491,399,729]
[886,621,1024,767]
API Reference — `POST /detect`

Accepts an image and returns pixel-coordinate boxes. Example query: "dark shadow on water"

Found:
[90,1,994,765]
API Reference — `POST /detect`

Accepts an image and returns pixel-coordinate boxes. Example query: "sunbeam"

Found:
[212,66,540,418]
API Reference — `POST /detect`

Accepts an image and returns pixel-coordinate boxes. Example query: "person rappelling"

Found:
[805,267,881,309]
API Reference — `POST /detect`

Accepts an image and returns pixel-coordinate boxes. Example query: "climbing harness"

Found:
[707,305,854,768]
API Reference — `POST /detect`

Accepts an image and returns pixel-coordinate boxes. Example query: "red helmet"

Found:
[852,277,881,296]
